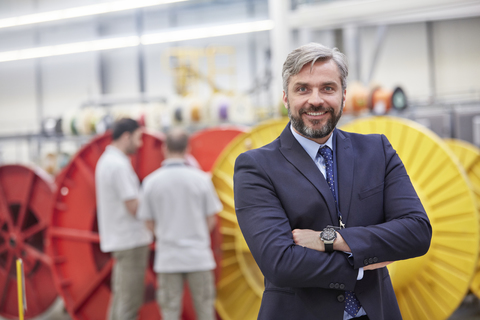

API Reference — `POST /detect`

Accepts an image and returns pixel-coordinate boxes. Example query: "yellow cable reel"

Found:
[212,118,289,320]
[341,116,479,320]
[444,138,480,298]
[212,116,478,320]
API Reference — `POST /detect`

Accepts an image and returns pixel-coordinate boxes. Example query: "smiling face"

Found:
[283,59,346,144]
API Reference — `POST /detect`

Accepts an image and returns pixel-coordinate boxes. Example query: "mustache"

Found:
[299,106,334,114]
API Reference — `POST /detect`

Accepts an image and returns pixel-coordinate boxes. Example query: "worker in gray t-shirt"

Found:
[138,127,222,320]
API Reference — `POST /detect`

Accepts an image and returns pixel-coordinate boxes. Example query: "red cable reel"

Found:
[0,164,58,319]
[47,131,203,320]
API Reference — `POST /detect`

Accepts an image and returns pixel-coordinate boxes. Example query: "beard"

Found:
[287,101,343,140]
[125,141,139,155]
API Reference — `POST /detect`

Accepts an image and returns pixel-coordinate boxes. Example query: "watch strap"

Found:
[324,242,334,252]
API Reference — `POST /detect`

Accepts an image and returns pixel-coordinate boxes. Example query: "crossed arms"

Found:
[233,136,431,289]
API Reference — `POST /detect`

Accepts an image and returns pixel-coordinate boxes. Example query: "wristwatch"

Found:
[320,227,337,253]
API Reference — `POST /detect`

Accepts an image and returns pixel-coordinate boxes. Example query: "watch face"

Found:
[321,228,336,241]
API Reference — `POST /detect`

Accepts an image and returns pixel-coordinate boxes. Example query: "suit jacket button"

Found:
[329,283,335,289]
[373,257,378,263]
[368,258,374,264]
[337,294,345,302]
[340,284,345,289]
[334,283,340,289]
[364,259,369,265]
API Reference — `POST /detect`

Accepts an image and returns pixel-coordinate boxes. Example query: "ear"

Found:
[342,89,347,109]
[282,91,288,109]
[120,131,131,142]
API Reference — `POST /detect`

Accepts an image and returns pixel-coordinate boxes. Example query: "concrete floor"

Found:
[449,294,480,320]
[0,299,71,320]
[6,294,480,320]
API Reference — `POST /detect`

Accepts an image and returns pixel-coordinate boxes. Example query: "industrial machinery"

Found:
[164,46,237,98]
[0,165,58,319]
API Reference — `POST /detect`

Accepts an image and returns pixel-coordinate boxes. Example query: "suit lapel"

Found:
[335,129,354,225]
[278,124,338,224]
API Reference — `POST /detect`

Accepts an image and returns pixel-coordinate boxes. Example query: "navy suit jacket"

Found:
[233,124,432,320]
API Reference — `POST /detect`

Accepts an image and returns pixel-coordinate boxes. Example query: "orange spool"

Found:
[344,82,369,114]
[368,87,392,114]
[368,86,407,115]
[191,104,201,123]
[189,126,247,172]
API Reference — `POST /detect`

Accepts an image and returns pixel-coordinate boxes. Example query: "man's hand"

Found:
[292,229,324,251]
[292,229,352,253]
[364,261,393,270]
[125,198,139,216]
[145,220,155,233]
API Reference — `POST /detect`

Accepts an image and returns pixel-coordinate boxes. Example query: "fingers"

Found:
[292,229,323,251]
[364,261,393,271]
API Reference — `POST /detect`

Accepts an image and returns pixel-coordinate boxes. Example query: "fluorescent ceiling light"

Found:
[141,20,275,44]
[0,37,140,62]
[0,20,274,62]
[0,0,188,30]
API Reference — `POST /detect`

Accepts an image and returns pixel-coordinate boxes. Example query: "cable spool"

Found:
[143,104,164,132]
[76,108,95,136]
[344,82,369,115]
[368,86,407,115]
[0,165,58,319]
[208,94,231,123]
[47,131,215,320]
[444,138,480,298]
[191,104,201,123]
[174,106,184,123]
[341,117,479,320]
[211,118,289,320]
[190,126,247,172]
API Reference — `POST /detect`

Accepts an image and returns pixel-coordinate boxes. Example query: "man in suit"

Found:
[233,43,432,320]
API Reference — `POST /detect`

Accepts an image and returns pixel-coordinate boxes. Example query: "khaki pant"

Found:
[157,270,216,320]
[109,245,150,320]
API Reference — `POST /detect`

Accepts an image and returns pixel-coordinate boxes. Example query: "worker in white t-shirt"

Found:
[95,118,153,320]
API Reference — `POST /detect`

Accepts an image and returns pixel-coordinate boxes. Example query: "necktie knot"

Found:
[318,146,333,160]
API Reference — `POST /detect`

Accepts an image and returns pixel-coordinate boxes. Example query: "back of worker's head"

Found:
[112,118,140,141]
[166,127,189,155]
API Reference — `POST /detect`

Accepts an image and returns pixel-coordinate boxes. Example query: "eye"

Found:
[325,87,333,91]
[298,87,307,92]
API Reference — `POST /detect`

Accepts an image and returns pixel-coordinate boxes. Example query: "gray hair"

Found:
[282,43,348,95]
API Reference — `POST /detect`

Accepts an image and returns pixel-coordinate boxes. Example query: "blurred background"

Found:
[0,0,480,320]
[0,0,478,169]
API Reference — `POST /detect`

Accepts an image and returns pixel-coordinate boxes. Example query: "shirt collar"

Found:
[161,158,188,166]
[290,124,334,162]
[106,145,130,161]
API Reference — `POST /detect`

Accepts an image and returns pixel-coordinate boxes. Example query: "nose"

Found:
[307,89,324,106]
